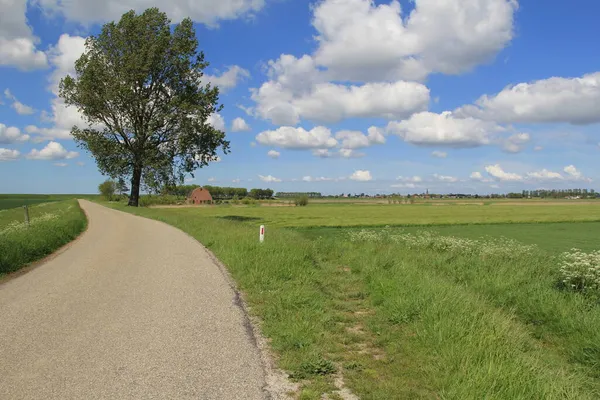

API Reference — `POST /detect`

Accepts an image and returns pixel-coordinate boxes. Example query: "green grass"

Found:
[0,194,99,210]
[107,202,600,399]
[298,221,600,253]
[138,202,600,227]
[0,200,88,274]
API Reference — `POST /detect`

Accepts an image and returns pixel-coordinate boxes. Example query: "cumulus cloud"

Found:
[312,0,518,82]
[252,68,430,125]
[455,72,600,125]
[526,169,563,180]
[258,174,282,183]
[485,164,523,181]
[470,171,492,182]
[267,150,280,159]
[431,151,447,158]
[0,123,29,144]
[203,66,250,92]
[27,141,79,160]
[397,176,422,183]
[0,0,48,70]
[563,165,591,181]
[350,170,372,181]
[501,133,530,153]
[433,174,458,183]
[231,117,251,132]
[34,0,267,27]
[386,111,501,147]
[4,89,34,115]
[0,148,20,161]
[256,126,337,149]
[207,113,226,131]
[390,183,418,189]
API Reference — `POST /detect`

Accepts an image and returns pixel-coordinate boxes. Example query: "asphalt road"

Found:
[0,200,270,399]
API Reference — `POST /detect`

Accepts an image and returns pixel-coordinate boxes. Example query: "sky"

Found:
[1,0,599,195]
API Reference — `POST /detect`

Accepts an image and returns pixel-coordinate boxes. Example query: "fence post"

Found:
[23,205,30,227]
[259,225,265,243]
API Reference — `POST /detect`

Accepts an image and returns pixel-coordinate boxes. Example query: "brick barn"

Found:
[188,187,213,205]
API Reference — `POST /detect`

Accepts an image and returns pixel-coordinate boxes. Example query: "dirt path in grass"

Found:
[0,200,288,399]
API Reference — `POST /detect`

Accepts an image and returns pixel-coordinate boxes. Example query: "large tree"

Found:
[60,8,229,206]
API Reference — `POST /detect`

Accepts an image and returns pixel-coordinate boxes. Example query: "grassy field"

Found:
[0,194,99,210]
[0,200,87,275]
[147,201,600,227]
[108,201,600,399]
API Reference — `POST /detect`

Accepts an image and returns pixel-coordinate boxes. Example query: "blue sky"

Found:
[1,0,599,195]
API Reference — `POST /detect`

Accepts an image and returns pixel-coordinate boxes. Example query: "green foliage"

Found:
[291,357,336,380]
[295,195,309,207]
[98,179,117,200]
[0,200,87,274]
[117,177,129,195]
[59,8,229,206]
[138,195,185,207]
[249,188,274,200]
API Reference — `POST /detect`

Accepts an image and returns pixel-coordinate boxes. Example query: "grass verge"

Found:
[107,203,600,399]
[0,200,87,275]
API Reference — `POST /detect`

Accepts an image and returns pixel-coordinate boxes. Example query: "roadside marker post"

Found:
[259,225,265,243]
[23,205,30,227]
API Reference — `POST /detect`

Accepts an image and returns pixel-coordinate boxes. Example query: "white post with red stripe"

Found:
[259,225,265,243]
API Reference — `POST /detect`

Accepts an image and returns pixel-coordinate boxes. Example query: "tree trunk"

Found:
[128,164,142,207]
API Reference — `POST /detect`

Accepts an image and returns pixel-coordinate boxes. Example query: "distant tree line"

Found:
[521,189,597,198]
[276,192,322,198]
[162,184,274,199]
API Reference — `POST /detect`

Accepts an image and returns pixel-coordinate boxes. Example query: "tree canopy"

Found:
[60,8,229,206]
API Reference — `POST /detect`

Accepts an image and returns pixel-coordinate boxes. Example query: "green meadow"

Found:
[108,200,600,399]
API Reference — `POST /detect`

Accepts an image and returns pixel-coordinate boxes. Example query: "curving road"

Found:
[0,200,269,399]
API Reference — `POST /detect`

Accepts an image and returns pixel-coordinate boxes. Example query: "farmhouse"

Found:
[188,187,213,205]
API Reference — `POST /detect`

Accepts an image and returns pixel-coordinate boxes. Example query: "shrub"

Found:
[295,195,309,207]
[558,249,600,294]
[138,195,184,207]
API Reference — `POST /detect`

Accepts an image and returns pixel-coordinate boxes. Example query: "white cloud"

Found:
[485,164,523,181]
[0,123,29,143]
[311,148,365,158]
[258,174,282,183]
[207,177,217,182]
[386,111,501,147]
[0,148,20,161]
[563,165,591,182]
[302,176,333,182]
[232,178,241,183]
[311,0,518,82]
[367,126,386,144]
[335,130,369,149]
[4,89,34,115]
[252,71,430,125]
[231,117,251,132]
[391,183,418,189]
[526,169,563,180]
[534,146,543,151]
[470,171,492,182]
[350,170,372,181]
[501,132,530,153]
[433,174,458,183]
[397,176,422,183]
[203,66,250,92]
[27,141,79,160]
[76,161,85,166]
[207,113,226,131]
[339,148,365,158]
[0,0,48,70]
[35,0,267,27]
[267,150,280,159]
[256,126,337,149]
[455,72,600,124]
[54,162,68,167]
[431,151,447,158]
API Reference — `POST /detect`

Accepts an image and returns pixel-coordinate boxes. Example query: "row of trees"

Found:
[162,184,274,200]
[520,189,597,198]
[276,192,322,198]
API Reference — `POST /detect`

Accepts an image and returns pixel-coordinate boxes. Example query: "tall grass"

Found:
[0,200,87,274]
[108,204,600,399]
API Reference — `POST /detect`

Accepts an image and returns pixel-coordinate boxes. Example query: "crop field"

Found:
[109,200,600,399]
[0,194,99,210]
[0,200,87,275]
